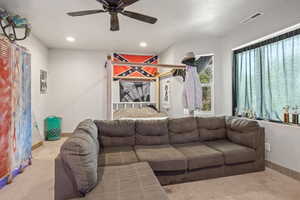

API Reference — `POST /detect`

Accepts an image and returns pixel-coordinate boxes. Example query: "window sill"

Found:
[258,120,300,129]
[237,117,300,129]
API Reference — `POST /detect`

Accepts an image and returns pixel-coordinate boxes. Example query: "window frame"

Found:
[232,28,300,121]
[194,53,215,116]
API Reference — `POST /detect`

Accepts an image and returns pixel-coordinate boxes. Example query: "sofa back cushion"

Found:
[168,117,199,144]
[227,130,258,149]
[227,118,260,149]
[95,120,135,147]
[199,128,227,141]
[197,116,227,142]
[135,120,169,145]
[60,119,99,195]
[230,118,259,132]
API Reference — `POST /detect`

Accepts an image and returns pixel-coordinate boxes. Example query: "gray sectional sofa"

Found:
[55,116,265,200]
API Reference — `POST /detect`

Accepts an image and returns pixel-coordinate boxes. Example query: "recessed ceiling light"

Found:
[140,42,147,47]
[66,36,76,42]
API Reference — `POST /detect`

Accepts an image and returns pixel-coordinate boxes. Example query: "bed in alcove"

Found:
[107,53,182,120]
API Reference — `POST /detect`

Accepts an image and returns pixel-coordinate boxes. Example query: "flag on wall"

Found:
[113,53,158,77]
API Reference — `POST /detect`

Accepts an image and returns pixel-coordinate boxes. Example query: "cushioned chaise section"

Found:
[205,140,256,165]
[135,145,187,172]
[98,146,138,166]
[173,143,224,170]
[95,120,135,147]
[136,120,169,145]
[75,162,169,200]
[168,117,199,144]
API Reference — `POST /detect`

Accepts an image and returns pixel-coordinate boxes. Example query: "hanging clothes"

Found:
[183,65,202,112]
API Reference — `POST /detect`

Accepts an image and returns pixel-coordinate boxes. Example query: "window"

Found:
[198,54,214,114]
[233,29,300,121]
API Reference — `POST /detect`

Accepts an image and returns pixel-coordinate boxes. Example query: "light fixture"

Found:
[66,36,75,42]
[140,42,147,47]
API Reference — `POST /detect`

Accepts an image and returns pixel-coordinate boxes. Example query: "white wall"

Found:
[18,34,49,145]
[47,49,108,133]
[259,121,300,173]
[159,37,224,117]
[221,1,300,115]
[220,1,300,173]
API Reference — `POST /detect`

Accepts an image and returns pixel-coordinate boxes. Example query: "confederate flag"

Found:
[113,53,158,78]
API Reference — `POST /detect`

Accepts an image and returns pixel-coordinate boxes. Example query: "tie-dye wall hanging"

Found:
[0,36,32,189]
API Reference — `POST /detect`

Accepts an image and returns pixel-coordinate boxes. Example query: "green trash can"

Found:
[45,116,62,141]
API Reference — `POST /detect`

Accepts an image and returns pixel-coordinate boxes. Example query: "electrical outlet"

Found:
[265,143,271,152]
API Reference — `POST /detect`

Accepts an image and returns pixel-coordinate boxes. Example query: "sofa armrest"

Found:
[55,154,81,200]
[255,127,265,170]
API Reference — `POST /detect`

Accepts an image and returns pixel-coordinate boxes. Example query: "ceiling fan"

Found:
[67,0,158,31]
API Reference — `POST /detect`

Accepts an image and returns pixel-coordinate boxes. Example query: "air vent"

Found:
[241,12,263,24]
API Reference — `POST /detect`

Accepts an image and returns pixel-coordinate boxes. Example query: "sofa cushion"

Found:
[60,121,99,195]
[199,128,227,142]
[98,146,138,166]
[197,116,226,130]
[135,145,187,172]
[168,117,199,144]
[227,130,258,149]
[95,120,135,147]
[136,120,169,145]
[205,140,256,165]
[173,143,224,170]
[136,119,169,136]
[230,118,259,132]
[78,162,169,200]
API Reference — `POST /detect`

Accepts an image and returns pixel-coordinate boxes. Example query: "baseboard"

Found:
[32,141,43,151]
[266,161,300,181]
[61,133,72,137]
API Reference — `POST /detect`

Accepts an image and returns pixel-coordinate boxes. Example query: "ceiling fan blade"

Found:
[121,10,157,24]
[67,10,105,17]
[119,0,139,8]
[110,12,120,31]
[96,0,110,7]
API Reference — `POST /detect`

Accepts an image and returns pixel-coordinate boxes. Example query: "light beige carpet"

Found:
[1,139,300,200]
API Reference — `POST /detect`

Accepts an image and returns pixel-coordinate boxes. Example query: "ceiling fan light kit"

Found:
[67,0,158,31]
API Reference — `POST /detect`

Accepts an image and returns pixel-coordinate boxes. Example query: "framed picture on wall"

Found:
[162,80,171,109]
[40,69,47,94]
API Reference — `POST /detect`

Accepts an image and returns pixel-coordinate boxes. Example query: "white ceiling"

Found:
[0,0,294,53]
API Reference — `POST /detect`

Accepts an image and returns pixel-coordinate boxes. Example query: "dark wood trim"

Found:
[32,141,43,151]
[266,161,300,181]
[112,61,186,69]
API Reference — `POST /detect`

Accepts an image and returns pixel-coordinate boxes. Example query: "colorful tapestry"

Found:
[0,37,31,189]
[113,53,158,77]
[0,37,11,184]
